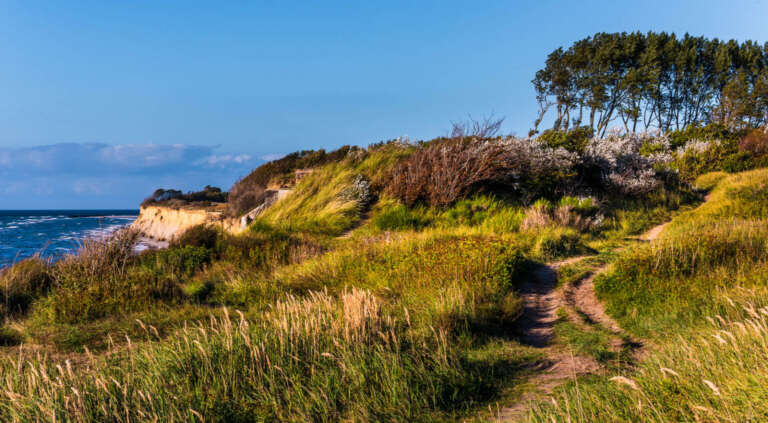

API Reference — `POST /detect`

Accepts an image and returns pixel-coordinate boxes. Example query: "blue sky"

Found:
[1,0,767,208]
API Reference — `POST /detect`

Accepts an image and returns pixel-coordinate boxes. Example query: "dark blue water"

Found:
[0,210,139,268]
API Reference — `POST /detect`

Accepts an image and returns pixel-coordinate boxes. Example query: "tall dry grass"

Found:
[0,289,465,422]
[524,292,768,422]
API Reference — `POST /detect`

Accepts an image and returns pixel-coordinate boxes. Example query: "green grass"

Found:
[553,310,620,364]
[525,293,768,422]
[596,169,768,338]
[0,139,715,421]
[518,168,768,422]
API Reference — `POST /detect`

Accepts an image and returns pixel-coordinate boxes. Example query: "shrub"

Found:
[739,127,768,157]
[387,138,576,207]
[537,126,594,153]
[583,131,669,196]
[667,122,741,148]
[0,326,23,346]
[0,258,52,316]
[173,224,220,250]
[339,174,373,209]
[531,226,583,259]
[142,186,227,207]
[154,245,212,277]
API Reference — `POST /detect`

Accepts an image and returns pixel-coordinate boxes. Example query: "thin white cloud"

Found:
[0,143,274,208]
[0,143,262,176]
[259,153,286,162]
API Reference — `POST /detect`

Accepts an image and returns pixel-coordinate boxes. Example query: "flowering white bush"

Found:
[584,131,669,196]
[341,174,373,207]
[675,139,719,156]
[498,136,578,178]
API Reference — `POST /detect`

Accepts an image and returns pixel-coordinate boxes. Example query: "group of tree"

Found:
[532,31,768,136]
[141,185,227,207]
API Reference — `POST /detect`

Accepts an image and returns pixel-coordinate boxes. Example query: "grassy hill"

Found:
[524,168,768,421]
[0,129,767,422]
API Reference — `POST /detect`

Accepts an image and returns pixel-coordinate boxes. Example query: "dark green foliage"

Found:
[537,126,593,153]
[672,137,758,180]
[173,225,219,250]
[153,246,212,276]
[668,123,742,148]
[533,32,768,135]
[142,185,227,207]
[0,258,52,317]
[0,326,23,346]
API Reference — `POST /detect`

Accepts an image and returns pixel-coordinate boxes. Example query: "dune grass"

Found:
[526,293,768,422]
[596,169,768,338]
[518,169,768,422]
[0,140,714,422]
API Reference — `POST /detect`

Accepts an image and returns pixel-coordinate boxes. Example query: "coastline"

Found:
[0,210,140,269]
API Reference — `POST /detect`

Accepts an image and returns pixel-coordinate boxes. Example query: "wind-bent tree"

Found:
[532,32,768,135]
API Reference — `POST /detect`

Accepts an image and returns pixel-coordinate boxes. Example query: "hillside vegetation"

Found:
[523,168,768,422]
[1,121,768,422]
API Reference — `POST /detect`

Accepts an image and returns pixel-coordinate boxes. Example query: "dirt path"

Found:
[565,221,667,335]
[514,256,589,347]
[496,258,599,421]
[338,211,371,239]
[496,222,669,421]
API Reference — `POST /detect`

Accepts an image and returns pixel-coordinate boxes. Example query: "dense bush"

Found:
[537,126,594,153]
[152,245,212,277]
[141,185,227,207]
[0,258,52,316]
[387,137,576,207]
[740,127,768,157]
[667,122,741,148]
[173,224,220,250]
[583,131,670,196]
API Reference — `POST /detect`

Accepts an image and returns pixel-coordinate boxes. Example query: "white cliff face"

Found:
[131,206,235,241]
[131,189,293,241]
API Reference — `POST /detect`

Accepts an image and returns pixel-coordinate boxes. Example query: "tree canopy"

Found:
[532,31,768,136]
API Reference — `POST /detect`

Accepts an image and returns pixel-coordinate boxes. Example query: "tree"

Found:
[532,31,768,135]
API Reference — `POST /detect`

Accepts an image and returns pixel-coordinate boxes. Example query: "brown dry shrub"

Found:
[553,205,595,232]
[227,182,268,217]
[386,138,576,207]
[386,141,509,207]
[520,203,552,231]
[739,128,768,157]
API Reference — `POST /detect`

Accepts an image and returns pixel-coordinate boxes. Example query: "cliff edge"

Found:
[131,204,237,241]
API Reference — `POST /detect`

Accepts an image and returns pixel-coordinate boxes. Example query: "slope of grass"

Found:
[526,294,768,422]
[520,168,768,422]
[0,138,711,422]
[596,169,768,338]
[255,143,414,236]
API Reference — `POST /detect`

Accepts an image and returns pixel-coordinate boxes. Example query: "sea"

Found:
[0,210,139,269]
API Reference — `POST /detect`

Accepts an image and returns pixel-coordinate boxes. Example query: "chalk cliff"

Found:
[131,189,293,241]
[131,205,238,241]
